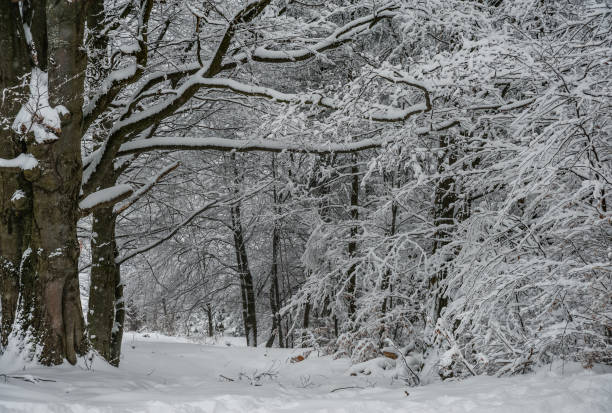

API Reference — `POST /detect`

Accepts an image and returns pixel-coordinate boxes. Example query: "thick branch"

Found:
[81,2,399,196]
[117,120,459,156]
[191,77,429,122]
[79,184,134,216]
[83,0,154,130]
[221,4,398,67]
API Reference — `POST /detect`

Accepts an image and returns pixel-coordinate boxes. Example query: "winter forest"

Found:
[0,0,610,412]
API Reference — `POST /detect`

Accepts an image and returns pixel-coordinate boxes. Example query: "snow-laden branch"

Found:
[192,76,430,122]
[79,184,134,215]
[80,1,401,196]
[117,136,385,155]
[82,0,154,131]
[468,98,536,112]
[116,120,458,156]
[208,0,272,73]
[224,3,399,66]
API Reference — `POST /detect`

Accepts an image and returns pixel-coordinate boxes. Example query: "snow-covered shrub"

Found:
[288,0,611,379]
[427,0,612,376]
[351,338,379,363]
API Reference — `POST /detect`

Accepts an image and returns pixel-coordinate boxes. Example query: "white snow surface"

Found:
[0,333,609,413]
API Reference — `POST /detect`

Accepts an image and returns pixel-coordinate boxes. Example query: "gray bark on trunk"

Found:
[88,207,120,363]
[0,0,32,349]
[229,155,257,347]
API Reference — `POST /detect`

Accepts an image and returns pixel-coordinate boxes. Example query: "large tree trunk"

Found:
[20,0,89,365]
[0,0,32,349]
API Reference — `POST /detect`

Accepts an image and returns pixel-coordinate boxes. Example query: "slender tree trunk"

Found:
[381,170,399,316]
[429,134,471,324]
[230,202,258,347]
[205,304,214,337]
[302,301,310,330]
[266,221,284,348]
[228,156,257,346]
[110,270,124,366]
[430,136,456,322]
[266,155,283,348]
[346,156,359,320]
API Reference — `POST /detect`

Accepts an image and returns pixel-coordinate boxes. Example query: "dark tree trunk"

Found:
[346,156,359,320]
[84,0,129,366]
[302,301,310,330]
[430,136,457,321]
[429,134,471,323]
[228,156,257,347]
[230,202,258,347]
[110,270,124,366]
[266,221,284,348]
[266,155,283,348]
[0,0,32,349]
[205,304,214,337]
[88,206,120,363]
[381,170,399,316]
[22,0,48,70]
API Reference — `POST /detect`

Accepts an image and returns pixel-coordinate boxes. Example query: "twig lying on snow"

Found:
[0,374,56,384]
[330,386,364,393]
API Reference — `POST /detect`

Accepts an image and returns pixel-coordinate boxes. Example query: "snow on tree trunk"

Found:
[20,0,88,365]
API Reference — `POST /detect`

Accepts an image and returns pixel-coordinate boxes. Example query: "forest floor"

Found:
[0,332,610,412]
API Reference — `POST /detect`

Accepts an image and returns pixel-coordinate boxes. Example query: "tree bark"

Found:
[110,268,124,366]
[88,207,119,362]
[266,220,284,348]
[0,0,32,349]
[266,155,283,348]
[21,0,89,365]
[230,202,258,347]
[205,304,214,337]
[346,156,359,320]
[381,169,399,316]
[429,134,471,323]
[229,156,257,347]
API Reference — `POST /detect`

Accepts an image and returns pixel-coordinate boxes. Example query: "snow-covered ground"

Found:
[0,333,610,413]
